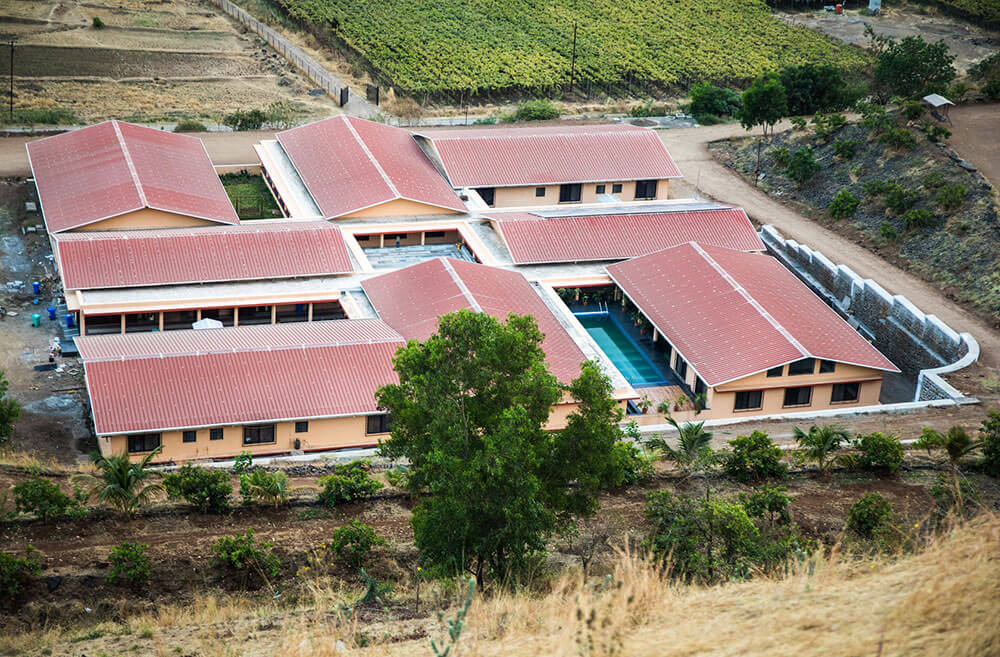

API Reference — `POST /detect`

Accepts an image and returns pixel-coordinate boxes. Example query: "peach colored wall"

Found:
[343,198,463,219]
[487,179,670,208]
[76,208,218,232]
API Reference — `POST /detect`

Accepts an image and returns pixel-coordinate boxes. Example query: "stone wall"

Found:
[760,225,978,402]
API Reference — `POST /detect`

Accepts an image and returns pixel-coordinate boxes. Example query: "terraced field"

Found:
[274,0,868,97]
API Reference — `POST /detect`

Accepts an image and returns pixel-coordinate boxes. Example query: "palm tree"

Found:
[646,416,715,477]
[72,448,164,517]
[239,469,291,508]
[793,424,850,474]
[940,426,981,475]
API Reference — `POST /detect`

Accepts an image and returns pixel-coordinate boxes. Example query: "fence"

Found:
[209,0,377,118]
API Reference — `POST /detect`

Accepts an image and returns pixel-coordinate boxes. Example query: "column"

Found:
[421,231,426,245]
[233,307,240,327]
[270,306,277,324]
[158,313,164,331]
[307,303,314,322]
[120,314,125,334]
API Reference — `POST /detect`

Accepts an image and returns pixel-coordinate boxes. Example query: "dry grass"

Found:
[0,448,81,473]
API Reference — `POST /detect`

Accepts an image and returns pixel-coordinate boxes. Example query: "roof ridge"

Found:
[690,243,810,359]
[440,258,483,312]
[83,335,402,363]
[112,120,148,208]
[434,128,633,142]
[343,116,400,198]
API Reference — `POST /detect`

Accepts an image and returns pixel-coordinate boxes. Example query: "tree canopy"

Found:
[871,34,955,100]
[740,71,788,139]
[376,309,624,583]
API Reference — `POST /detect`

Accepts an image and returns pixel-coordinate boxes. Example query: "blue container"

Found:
[31,313,41,327]
[32,281,40,294]
[65,314,74,328]
[32,298,39,305]
[46,306,56,320]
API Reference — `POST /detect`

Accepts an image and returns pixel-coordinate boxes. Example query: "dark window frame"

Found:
[783,386,813,407]
[734,390,763,411]
[425,231,446,238]
[635,179,658,199]
[209,427,224,441]
[595,184,606,194]
[611,183,623,194]
[182,430,196,443]
[295,421,309,433]
[559,183,582,203]
[535,187,546,197]
[831,382,860,403]
[819,360,837,374]
[675,355,688,381]
[243,424,276,445]
[366,414,391,435]
[127,433,161,453]
[787,358,816,376]
[766,366,783,378]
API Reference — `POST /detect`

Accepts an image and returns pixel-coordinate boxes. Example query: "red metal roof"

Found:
[362,258,585,383]
[419,124,682,188]
[53,221,354,290]
[605,243,898,387]
[276,116,465,218]
[26,120,238,233]
[76,319,404,435]
[490,207,763,264]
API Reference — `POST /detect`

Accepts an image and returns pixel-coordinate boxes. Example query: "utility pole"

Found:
[568,23,577,94]
[8,41,13,123]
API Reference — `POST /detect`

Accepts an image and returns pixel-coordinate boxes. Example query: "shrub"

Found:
[854,432,904,473]
[0,547,42,600]
[878,126,915,149]
[833,139,859,159]
[13,478,83,521]
[502,99,561,123]
[786,147,819,185]
[610,440,655,486]
[722,430,787,483]
[902,208,937,229]
[222,109,266,131]
[384,467,408,489]
[789,116,808,131]
[173,119,207,133]
[317,461,383,507]
[211,529,280,587]
[695,114,725,125]
[935,183,965,212]
[981,410,1000,477]
[239,469,290,507]
[770,146,790,168]
[885,183,918,214]
[107,542,150,586]
[863,179,892,196]
[901,100,925,121]
[983,78,1000,101]
[879,221,899,241]
[329,519,385,567]
[232,450,253,474]
[779,62,848,115]
[922,171,945,189]
[811,112,846,139]
[92,16,104,29]
[740,485,790,525]
[925,123,951,142]
[847,493,893,539]
[689,83,742,119]
[859,102,892,134]
[162,464,232,514]
[828,189,860,220]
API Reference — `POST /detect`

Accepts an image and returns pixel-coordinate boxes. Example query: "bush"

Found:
[502,99,561,123]
[689,83,742,118]
[695,113,725,125]
[174,119,207,133]
[847,493,893,539]
[789,116,808,131]
[879,221,899,241]
[239,469,289,507]
[902,208,937,229]
[329,519,385,567]
[211,529,280,587]
[740,485,790,525]
[222,109,266,131]
[13,478,83,521]
[922,171,945,189]
[885,183,919,214]
[811,112,846,139]
[935,183,965,212]
[317,461,383,507]
[232,450,253,474]
[983,78,1000,101]
[828,189,860,220]
[91,16,104,29]
[786,147,819,185]
[981,410,1000,477]
[770,146,790,168]
[0,547,42,600]
[163,464,232,514]
[859,102,892,134]
[925,123,951,142]
[107,542,150,586]
[901,100,925,121]
[863,178,893,196]
[722,431,787,483]
[779,63,848,115]
[610,440,655,486]
[833,139,859,159]
[854,432,904,473]
[878,126,916,149]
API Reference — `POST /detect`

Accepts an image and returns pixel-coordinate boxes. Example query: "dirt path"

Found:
[948,103,1000,185]
[659,120,1000,370]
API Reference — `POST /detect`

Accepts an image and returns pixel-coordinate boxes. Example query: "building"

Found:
[604,243,899,418]
[26,120,238,233]
[416,123,681,208]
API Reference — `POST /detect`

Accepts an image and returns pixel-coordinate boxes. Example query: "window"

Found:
[243,424,275,445]
[366,414,391,435]
[635,180,658,199]
[612,183,623,194]
[535,187,546,197]
[783,386,812,407]
[475,187,495,206]
[209,427,224,441]
[356,235,370,242]
[596,184,606,194]
[674,355,688,381]
[127,433,161,453]
[694,377,706,398]
[734,390,763,411]
[383,233,407,241]
[766,366,783,378]
[425,231,445,238]
[182,430,196,443]
[295,421,309,433]
[819,360,837,373]
[788,358,815,376]
[559,183,582,202]
[831,382,860,403]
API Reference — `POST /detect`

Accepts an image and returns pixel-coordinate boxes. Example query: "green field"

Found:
[274,0,868,97]
[924,0,1000,27]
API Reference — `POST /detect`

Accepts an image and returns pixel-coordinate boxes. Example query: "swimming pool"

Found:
[576,313,667,386]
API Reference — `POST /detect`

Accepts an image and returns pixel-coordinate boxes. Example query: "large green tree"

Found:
[871,34,955,100]
[740,71,788,140]
[376,309,623,583]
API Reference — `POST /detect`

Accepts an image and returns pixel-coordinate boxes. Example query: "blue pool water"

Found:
[576,313,667,386]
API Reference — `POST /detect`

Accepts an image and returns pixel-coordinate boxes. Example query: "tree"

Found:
[0,370,21,445]
[786,147,820,185]
[740,71,788,183]
[793,424,850,474]
[689,82,742,120]
[238,469,291,508]
[162,464,233,514]
[71,448,163,517]
[722,430,788,483]
[871,34,955,100]
[778,63,846,116]
[376,309,620,583]
[645,417,715,478]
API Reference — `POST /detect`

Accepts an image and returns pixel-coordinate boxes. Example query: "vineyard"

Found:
[273,0,868,98]
[921,0,1000,27]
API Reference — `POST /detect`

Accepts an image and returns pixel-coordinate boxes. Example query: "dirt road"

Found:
[658,121,1000,371]
[948,103,1000,186]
